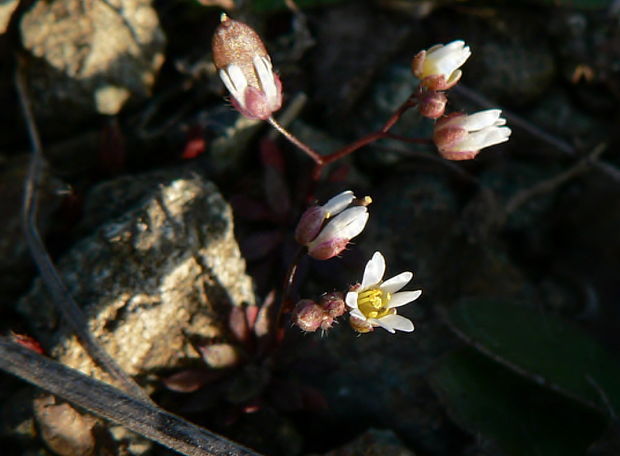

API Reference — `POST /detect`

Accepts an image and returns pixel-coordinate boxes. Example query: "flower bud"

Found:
[319,292,346,318]
[294,190,355,245]
[433,109,511,160]
[292,299,331,332]
[418,90,447,119]
[306,206,369,260]
[412,40,471,91]
[295,191,370,261]
[212,14,282,120]
[349,315,374,334]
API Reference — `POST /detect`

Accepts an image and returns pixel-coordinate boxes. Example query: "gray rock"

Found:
[20,0,165,130]
[19,169,256,384]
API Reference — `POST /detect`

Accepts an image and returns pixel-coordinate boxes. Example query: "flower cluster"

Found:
[210,19,516,338]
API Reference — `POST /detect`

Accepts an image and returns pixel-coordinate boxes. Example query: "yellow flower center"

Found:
[357,288,394,320]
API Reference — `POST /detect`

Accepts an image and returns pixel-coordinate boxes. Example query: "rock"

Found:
[0,0,18,34]
[18,168,256,384]
[33,395,98,456]
[20,0,165,132]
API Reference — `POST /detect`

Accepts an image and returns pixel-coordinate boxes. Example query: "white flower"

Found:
[345,252,421,334]
[433,109,512,160]
[412,40,471,90]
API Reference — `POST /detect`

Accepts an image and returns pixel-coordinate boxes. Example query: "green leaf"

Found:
[447,298,620,415]
[429,349,606,456]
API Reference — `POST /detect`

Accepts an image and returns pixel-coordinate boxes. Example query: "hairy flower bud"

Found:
[418,90,447,119]
[433,109,511,160]
[320,292,346,318]
[292,299,332,332]
[212,14,282,120]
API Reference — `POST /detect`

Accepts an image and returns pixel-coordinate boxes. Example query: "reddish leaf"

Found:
[181,126,206,159]
[11,332,45,354]
[162,369,220,393]
[254,290,277,338]
[245,305,259,331]
[229,306,249,343]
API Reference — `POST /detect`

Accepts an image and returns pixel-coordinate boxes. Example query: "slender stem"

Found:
[15,57,152,404]
[274,246,306,335]
[0,338,260,456]
[311,96,420,180]
[267,116,323,164]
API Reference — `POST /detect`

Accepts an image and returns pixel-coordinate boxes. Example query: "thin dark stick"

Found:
[15,58,152,404]
[274,246,306,335]
[0,338,260,456]
[505,143,606,215]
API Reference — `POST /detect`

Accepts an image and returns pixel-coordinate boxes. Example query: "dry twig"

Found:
[0,338,260,456]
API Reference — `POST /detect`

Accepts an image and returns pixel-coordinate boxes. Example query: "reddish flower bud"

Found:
[433,110,511,160]
[212,15,282,120]
[418,90,447,119]
[292,299,332,332]
[319,292,346,318]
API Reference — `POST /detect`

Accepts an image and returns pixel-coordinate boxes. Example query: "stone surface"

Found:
[20,0,165,130]
[0,0,18,34]
[18,168,256,383]
[33,395,97,456]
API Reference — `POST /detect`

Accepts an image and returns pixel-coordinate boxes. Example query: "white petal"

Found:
[388,290,422,308]
[456,126,511,152]
[350,308,366,321]
[460,109,502,132]
[222,65,247,98]
[322,190,354,217]
[361,252,385,289]
[254,56,278,103]
[345,291,359,309]
[381,271,413,293]
[429,40,464,60]
[310,207,368,246]
[379,314,415,332]
[369,318,396,334]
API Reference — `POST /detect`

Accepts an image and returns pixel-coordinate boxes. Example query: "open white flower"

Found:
[345,252,421,334]
[433,109,511,160]
[412,40,471,91]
